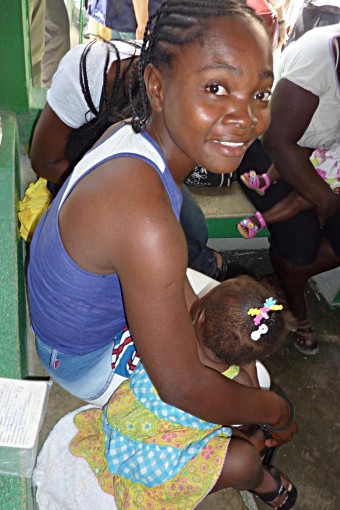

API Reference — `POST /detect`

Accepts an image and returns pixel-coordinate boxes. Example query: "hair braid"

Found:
[80,40,99,117]
[65,39,141,171]
[130,0,263,132]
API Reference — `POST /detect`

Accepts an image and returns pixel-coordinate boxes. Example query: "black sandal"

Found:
[259,426,277,468]
[251,465,298,509]
[290,325,319,355]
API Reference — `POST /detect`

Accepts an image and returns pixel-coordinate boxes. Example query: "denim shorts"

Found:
[36,337,126,407]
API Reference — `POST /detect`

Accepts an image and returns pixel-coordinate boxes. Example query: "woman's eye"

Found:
[207,84,227,96]
[254,91,271,102]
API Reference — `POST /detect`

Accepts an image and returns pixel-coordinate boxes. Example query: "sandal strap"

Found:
[252,466,297,509]
[254,211,267,230]
[260,172,271,192]
[237,217,259,239]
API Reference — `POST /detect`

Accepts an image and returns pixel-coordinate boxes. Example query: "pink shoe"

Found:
[237,211,267,239]
[240,171,271,196]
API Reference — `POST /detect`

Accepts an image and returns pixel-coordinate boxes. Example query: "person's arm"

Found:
[262,78,340,222]
[59,151,297,446]
[235,363,260,388]
[30,103,74,183]
[132,0,149,39]
[62,153,296,445]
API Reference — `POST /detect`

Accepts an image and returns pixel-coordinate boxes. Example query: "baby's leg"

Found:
[211,437,263,493]
[266,164,280,183]
[240,165,279,196]
[212,437,296,508]
[239,190,315,239]
[262,190,314,225]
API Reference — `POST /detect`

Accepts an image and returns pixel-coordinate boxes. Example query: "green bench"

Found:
[189,184,269,239]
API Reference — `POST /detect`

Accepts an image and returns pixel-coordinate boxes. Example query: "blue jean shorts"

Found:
[36,337,127,407]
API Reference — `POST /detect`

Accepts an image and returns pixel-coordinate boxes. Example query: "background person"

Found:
[286,0,340,45]
[86,0,163,40]
[238,23,340,354]
[237,145,340,239]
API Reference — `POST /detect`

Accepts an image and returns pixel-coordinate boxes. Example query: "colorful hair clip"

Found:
[248,297,283,340]
[251,324,268,341]
[247,297,283,326]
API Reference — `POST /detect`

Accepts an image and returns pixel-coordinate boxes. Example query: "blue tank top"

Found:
[27,124,182,355]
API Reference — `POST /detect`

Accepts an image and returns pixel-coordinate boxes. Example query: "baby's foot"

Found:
[240,171,271,196]
[237,212,266,239]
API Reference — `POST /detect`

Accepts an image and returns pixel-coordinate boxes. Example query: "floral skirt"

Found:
[70,371,231,510]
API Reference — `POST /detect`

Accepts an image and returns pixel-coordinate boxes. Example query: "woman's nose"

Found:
[222,101,257,130]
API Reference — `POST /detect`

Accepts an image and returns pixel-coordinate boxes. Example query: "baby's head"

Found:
[190,275,286,367]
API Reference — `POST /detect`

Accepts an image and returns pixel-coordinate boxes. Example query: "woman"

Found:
[28,0,297,465]
[30,38,229,280]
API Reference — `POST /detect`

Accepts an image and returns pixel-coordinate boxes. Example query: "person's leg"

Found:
[211,437,297,509]
[263,191,313,224]
[270,232,340,353]
[238,190,315,239]
[29,0,46,87]
[180,185,227,279]
[41,0,70,87]
[237,141,336,352]
[36,336,127,406]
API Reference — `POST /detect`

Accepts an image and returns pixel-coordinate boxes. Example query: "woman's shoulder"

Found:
[276,25,339,92]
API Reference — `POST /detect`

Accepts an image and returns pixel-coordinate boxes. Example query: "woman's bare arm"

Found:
[59,155,297,446]
[30,103,73,183]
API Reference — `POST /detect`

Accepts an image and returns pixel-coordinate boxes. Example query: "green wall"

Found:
[0,1,41,507]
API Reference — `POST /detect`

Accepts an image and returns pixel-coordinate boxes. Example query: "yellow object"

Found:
[18,178,52,242]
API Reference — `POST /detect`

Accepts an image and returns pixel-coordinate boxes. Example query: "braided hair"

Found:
[130,0,264,133]
[65,39,141,170]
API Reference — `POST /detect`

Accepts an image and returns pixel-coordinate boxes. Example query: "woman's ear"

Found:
[143,63,164,113]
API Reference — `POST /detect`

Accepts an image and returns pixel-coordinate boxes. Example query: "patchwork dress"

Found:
[70,358,236,509]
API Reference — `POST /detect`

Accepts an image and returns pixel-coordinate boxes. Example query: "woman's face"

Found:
[149,15,273,176]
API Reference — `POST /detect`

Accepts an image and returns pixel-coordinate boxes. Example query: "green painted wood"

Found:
[206,217,269,238]
[332,291,340,304]
[0,478,34,510]
[0,114,27,377]
[0,0,31,113]
[0,113,31,508]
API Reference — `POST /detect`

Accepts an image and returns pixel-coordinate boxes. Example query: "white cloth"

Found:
[33,406,118,510]
[310,1,340,8]
[46,40,141,128]
[275,24,340,150]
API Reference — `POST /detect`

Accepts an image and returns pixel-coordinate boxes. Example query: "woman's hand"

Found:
[264,417,298,448]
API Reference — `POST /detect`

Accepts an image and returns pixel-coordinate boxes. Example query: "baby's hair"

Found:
[201,276,286,365]
[130,0,264,132]
[65,39,141,171]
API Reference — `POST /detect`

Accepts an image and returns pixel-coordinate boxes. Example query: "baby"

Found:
[70,276,297,510]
